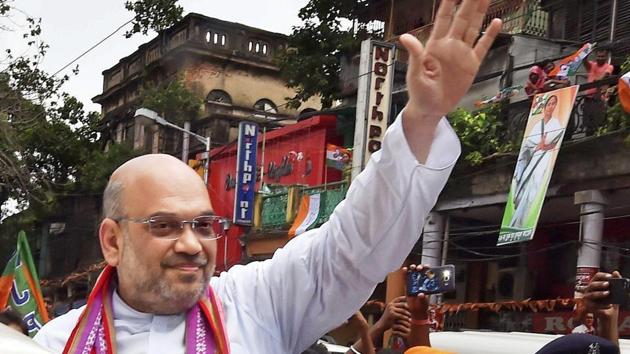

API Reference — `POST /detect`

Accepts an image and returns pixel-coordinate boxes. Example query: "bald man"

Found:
[34,1,502,353]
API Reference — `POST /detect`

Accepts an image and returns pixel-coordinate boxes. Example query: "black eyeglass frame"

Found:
[114,214,227,241]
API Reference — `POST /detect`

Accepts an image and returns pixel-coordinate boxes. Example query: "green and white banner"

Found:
[498,86,579,246]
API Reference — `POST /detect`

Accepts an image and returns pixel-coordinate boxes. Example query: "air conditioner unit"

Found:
[495,267,531,301]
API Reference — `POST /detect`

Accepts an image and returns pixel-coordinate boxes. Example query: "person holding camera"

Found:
[582,271,622,347]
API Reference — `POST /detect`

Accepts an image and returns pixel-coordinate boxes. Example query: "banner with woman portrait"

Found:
[498,86,579,246]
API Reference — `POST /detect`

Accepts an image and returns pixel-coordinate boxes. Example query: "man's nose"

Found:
[173,224,203,255]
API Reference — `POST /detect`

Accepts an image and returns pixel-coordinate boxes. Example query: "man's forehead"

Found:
[112,154,212,214]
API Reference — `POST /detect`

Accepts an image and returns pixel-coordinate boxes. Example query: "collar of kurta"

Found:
[62,265,230,354]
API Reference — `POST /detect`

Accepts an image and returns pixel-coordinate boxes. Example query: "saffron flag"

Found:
[288,193,321,237]
[0,231,49,336]
[619,72,630,114]
[326,144,352,171]
[549,43,594,79]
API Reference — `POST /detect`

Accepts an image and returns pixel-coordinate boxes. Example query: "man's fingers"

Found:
[392,307,412,319]
[400,34,424,61]
[430,0,456,40]
[591,272,614,282]
[612,271,622,279]
[586,280,610,293]
[473,18,502,61]
[393,295,407,303]
[464,0,491,45]
[448,0,481,40]
[392,323,411,336]
[584,290,610,300]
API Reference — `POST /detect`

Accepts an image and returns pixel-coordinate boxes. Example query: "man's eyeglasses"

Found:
[115,215,227,240]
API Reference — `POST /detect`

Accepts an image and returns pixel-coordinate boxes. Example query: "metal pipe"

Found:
[610,0,618,44]
[440,215,450,266]
[181,121,190,162]
[260,126,267,190]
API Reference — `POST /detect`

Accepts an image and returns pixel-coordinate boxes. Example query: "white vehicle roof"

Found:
[430,331,630,353]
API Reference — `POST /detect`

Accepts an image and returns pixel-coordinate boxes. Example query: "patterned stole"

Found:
[62,266,230,354]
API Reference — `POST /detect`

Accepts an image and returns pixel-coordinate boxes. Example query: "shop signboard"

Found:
[233,121,259,225]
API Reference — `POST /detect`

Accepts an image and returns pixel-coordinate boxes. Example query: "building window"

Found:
[248,40,269,55]
[207,89,232,105]
[205,31,227,46]
[254,99,277,114]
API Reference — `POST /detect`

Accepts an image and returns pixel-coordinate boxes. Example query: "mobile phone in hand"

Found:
[607,277,630,309]
[407,265,456,295]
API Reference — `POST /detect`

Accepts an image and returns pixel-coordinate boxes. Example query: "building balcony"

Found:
[391,0,548,43]
[502,76,620,144]
[244,181,348,259]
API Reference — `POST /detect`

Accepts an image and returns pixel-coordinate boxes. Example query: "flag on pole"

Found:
[548,43,594,79]
[619,72,630,114]
[326,144,352,171]
[0,231,49,337]
[288,193,321,238]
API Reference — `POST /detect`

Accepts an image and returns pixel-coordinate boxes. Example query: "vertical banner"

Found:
[0,231,49,337]
[233,121,259,225]
[352,40,396,180]
[498,86,579,246]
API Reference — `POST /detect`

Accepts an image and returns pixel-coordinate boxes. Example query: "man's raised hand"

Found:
[399,0,502,162]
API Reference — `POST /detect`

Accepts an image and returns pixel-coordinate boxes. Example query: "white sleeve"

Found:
[212,112,460,353]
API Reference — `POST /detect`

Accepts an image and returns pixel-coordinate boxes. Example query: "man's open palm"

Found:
[400,0,502,122]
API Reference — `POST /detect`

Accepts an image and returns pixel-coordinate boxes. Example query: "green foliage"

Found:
[602,55,630,134]
[139,78,202,124]
[448,104,514,165]
[77,143,141,193]
[124,0,183,38]
[277,0,380,109]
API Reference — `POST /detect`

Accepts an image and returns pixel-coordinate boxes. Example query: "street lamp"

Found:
[134,108,211,184]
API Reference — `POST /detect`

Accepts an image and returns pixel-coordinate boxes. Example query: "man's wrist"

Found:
[403,103,441,126]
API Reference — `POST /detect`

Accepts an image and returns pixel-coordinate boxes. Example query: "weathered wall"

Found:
[183,61,320,115]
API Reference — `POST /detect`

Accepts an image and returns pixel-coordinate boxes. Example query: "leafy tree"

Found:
[277,0,381,109]
[124,0,183,38]
[448,104,515,166]
[603,55,630,135]
[139,77,202,125]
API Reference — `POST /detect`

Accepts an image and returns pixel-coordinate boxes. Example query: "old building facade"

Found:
[92,13,320,157]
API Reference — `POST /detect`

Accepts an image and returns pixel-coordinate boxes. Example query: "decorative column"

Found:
[574,190,607,297]
[421,212,446,267]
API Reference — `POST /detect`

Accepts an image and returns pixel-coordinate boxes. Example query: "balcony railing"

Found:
[254,181,348,233]
[397,0,547,44]
[503,76,621,144]
[483,0,548,37]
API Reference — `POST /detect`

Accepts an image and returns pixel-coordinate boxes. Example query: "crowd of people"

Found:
[525,48,614,99]
[297,266,623,354]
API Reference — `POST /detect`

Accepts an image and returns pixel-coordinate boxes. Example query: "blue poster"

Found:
[233,121,259,225]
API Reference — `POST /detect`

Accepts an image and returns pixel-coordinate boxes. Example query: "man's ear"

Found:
[99,219,122,267]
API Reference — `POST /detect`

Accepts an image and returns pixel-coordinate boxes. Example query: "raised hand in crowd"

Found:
[403,265,433,348]
[346,311,376,354]
[583,271,622,347]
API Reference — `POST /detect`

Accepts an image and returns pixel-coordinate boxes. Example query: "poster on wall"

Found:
[233,121,259,225]
[497,86,579,246]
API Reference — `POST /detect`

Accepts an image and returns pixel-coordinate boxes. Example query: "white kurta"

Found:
[34,113,461,354]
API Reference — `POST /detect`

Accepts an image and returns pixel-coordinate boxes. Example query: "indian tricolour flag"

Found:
[326,144,351,171]
[0,231,49,337]
[288,193,321,238]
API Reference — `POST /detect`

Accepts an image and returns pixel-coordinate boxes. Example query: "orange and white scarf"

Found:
[62,266,230,354]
